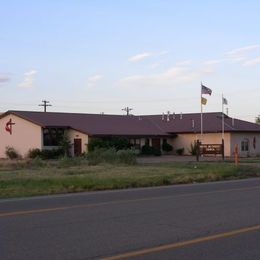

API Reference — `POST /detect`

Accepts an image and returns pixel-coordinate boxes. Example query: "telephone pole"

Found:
[39,100,52,112]
[122,107,133,116]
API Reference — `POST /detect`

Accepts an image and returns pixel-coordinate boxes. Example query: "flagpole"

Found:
[200,82,203,142]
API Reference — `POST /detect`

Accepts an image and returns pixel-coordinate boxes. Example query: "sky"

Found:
[1,0,260,122]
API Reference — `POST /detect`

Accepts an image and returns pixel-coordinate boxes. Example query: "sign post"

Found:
[234,144,239,166]
[196,140,200,162]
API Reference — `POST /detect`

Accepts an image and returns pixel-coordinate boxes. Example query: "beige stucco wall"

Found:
[0,114,42,158]
[169,133,231,156]
[230,133,260,157]
[67,129,88,156]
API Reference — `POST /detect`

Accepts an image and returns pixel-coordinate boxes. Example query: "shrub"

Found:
[59,134,72,157]
[176,148,184,155]
[88,138,109,152]
[141,144,154,155]
[27,148,64,160]
[58,157,83,168]
[29,157,47,168]
[5,146,20,159]
[87,148,136,165]
[153,148,162,156]
[88,137,131,152]
[109,137,131,150]
[189,141,199,155]
[28,148,42,159]
[38,149,64,160]
[116,149,137,165]
[141,145,161,156]
[87,148,116,165]
[162,141,173,152]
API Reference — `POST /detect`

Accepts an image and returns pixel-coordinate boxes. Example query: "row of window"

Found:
[42,129,254,153]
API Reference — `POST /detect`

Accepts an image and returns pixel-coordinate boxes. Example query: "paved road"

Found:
[1,178,260,259]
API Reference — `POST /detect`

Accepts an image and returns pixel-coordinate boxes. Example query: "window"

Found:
[241,139,249,152]
[130,138,141,149]
[43,128,65,146]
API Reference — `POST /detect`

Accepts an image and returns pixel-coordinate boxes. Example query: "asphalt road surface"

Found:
[1,178,260,259]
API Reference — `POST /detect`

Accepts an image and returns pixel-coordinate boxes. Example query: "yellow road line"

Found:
[1,185,260,218]
[102,224,260,259]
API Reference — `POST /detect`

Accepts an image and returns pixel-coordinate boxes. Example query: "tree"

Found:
[59,134,72,157]
[256,115,260,124]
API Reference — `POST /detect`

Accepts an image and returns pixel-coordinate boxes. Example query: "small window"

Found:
[241,139,249,151]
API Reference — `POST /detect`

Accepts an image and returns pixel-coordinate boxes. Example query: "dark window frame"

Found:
[43,128,65,146]
[241,139,249,152]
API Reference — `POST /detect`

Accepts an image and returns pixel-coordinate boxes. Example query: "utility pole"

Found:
[122,107,133,116]
[39,100,52,112]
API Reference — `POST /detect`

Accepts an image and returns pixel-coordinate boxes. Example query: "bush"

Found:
[58,157,83,168]
[189,141,199,155]
[87,148,136,165]
[153,148,162,156]
[88,138,109,152]
[162,141,173,152]
[116,149,137,165]
[5,146,20,159]
[28,148,42,159]
[88,137,131,152]
[109,137,131,150]
[59,134,72,157]
[141,145,161,156]
[40,149,64,159]
[141,144,154,155]
[176,148,184,155]
[87,148,118,165]
[27,148,64,160]
[29,157,47,168]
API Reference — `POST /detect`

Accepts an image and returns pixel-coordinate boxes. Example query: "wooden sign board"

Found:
[199,144,223,155]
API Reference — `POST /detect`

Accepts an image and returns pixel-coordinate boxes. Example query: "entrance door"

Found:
[152,138,161,149]
[74,138,82,156]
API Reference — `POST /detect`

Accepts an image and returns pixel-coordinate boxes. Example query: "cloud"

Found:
[157,50,169,56]
[226,45,260,56]
[128,52,153,62]
[225,44,260,65]
[128,50,169,63]
[87,74,103,87]
[204,59,225,65]
[18,70,37,88]
[0,73,11,84]
[149,62,161,69]
[119,65,202,88]
[243,57,260,66]
[176,60,192,66]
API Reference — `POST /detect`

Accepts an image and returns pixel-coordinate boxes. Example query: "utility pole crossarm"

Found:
[39,100,52,112]
[122,107,133,116]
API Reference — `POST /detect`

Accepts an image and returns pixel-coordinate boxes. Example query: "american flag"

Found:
[201,84,212,95]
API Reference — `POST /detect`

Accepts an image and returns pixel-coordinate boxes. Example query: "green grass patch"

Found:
[0,158,260,198]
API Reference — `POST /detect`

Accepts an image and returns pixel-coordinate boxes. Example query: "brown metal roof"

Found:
[2,110,168,137]
[2,110,260,136]
[143,112,260,133]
